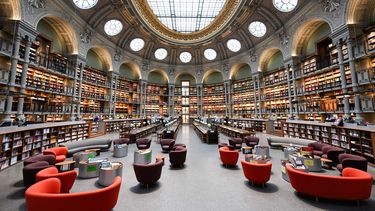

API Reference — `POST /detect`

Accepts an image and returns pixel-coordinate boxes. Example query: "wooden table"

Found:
[321,158,333,169]
[218,125,250,139]
[55,160,75,172]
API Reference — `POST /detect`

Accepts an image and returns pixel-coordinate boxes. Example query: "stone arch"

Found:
[346,0,375,25]
[229,63,251,80]
[258,48,284,72]
[147,69,169,84]
[175,72,197,85]
[291,19,333,57]
[0,0,21,20]
[118,62,141,80]
[35,15,78,55]
[202,69,223,84]
[86,46,113,71]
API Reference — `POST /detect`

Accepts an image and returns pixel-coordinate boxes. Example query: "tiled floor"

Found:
[0,125,375,211]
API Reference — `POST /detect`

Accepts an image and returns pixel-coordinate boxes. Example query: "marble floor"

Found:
[0,125,375,211]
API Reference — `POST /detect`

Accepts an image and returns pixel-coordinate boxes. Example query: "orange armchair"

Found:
[219,147,239,167]
[241,160,272,186]
[43,147,68,163]
[286,165,372,201]
[26,176,122,211]
[36,167,77,193]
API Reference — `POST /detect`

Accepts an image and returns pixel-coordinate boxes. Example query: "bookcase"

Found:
[0,121,89,170]
[232,78,255,118]
[145,83,168,117]
[302,56,317,75]
[83,66,109,87]
[283,120,375,165]
[367,27,375,52]
[203,83,225,117]
[104,118,142,133]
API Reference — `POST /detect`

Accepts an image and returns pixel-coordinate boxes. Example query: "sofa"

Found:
[286,165,372,201]
[308,142,331,156]
[60,139,112,157]
[219,146,239,167]
[24,155,56,166]
[25,177,122,211]
[336,154,368,172]
[321,146,345,166]
[267,137,315,148]
[23,161,52,187]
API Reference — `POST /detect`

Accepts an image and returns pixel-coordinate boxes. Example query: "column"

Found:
[139,79,147,118]
[252,76,258,116]
[336,41,351,118]
[76,63,84,117]
[257,76,263,117]
[70,61,78,120]
[4,33,22,122]
[168,83,175,117]
[16,38,32,120]
[286,64,293,114]
[347,38,363,120]
[196,83,203,117]
[110,74,118,118]
[224,80,232,117]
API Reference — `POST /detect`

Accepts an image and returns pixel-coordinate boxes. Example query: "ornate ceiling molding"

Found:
[128,0,245,45]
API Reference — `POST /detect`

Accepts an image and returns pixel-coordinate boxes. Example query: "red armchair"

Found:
[25,176,122,211]
[241,160,272,186]
[43,147,68,163]
[286,165,372,201]
[219,146,239,167]
[36,167,77,193]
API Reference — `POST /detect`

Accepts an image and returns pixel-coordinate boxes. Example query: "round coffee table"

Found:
[55,161,75,172]
[321,158,333,169]
[98,162,123,187]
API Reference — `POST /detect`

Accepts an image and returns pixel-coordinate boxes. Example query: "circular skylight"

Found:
[155,48,168,60]
[104,20,123,36]
[227,39,241,52]
[130,38,145,52]
[73,0,98,9]
[204,49,217,60]
[273,0,298,12]
[249,21,267,37]
[179,52,192,63]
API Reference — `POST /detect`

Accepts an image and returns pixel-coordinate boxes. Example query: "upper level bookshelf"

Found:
[83,66,109,87]
[367,27,375,52]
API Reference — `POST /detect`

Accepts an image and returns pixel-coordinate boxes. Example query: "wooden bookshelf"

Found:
[83,66,109,87]
[0,121,89,170]
[203,83,225,117]
[232,78,255,118]
[145,83,168,117]
[367,28,375,52]
[282,120,375,165]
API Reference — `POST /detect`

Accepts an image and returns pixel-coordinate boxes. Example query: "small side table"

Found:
[321,158,333,170]
[242,146,253,155]
[55,161,75,172]
[98,162,123,187]
[156,154,165,164]
[86,148,101,156]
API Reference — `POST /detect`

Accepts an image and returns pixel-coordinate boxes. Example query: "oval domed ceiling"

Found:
[129,0,245,45]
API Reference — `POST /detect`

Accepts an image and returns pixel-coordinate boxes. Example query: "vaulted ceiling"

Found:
[67,0,306,65]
